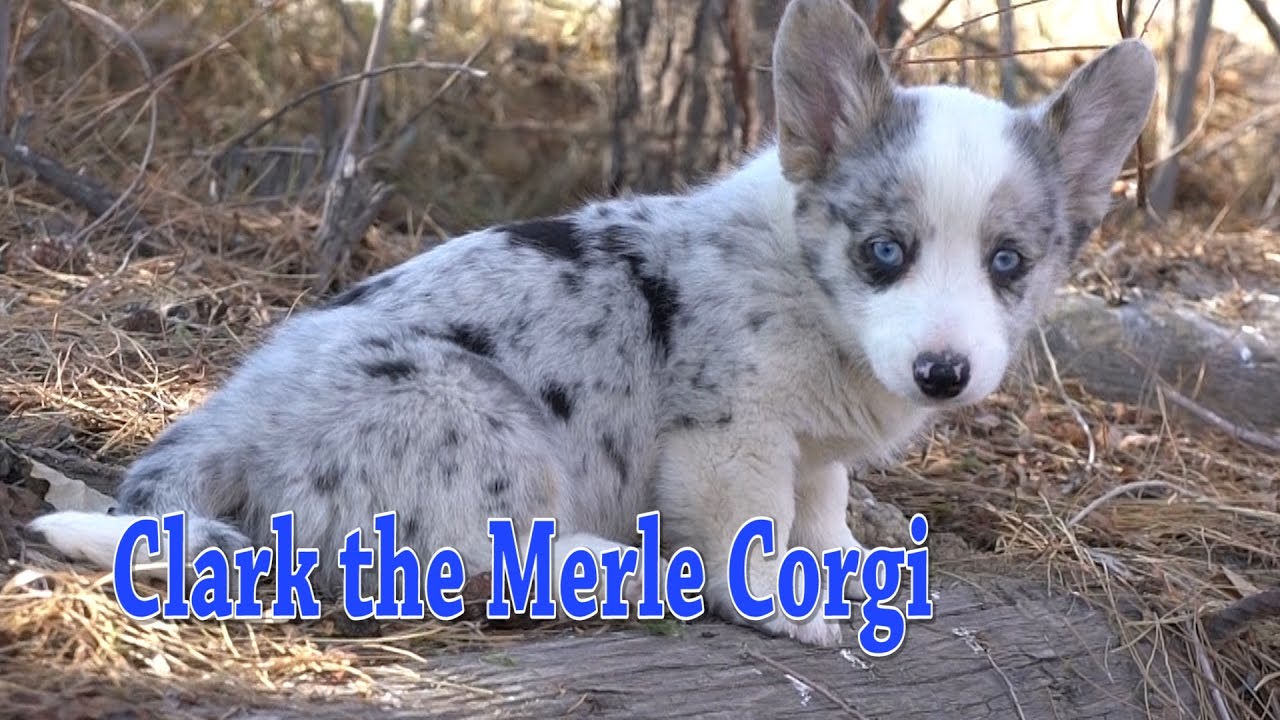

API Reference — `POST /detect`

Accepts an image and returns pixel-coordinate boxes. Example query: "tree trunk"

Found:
[1149,0,1214,220]
[609,0,901,196]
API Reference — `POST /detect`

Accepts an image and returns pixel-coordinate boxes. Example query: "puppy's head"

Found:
[773,0,1156,407]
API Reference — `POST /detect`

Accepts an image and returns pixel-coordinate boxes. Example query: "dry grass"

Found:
[1,0,1279,718]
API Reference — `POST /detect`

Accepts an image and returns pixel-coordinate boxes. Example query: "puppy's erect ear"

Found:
[773,0,893,183]
[1036,39,1157,236]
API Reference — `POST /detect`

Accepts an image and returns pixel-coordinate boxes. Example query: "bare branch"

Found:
[1242,0,1280,52]
[378,39,491,173]
[217,60,486,158]
[894,44,1109,66]
[63,2,158,243]
[313,0,398,290]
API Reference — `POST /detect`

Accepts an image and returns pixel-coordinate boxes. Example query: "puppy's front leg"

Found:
[656,425,843,647]
[792,459,868,604]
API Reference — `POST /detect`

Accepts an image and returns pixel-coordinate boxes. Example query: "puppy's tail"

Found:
[24,420,251,578]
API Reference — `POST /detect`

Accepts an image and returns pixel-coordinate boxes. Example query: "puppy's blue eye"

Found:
[990,248,1023,277]
[868,238,905,269]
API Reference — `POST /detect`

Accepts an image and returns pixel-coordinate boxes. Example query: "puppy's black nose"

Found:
[913,351,970,400]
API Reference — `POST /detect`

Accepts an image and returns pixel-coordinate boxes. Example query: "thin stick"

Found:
[901,0,956,50]
[218,61,486,158]
[898,0,1053,54]
[1160,385,1280,454]
[895,44,1109,65]
[63,2,157,243]
[743,647,869,720]
[985,651,1028,720]
[1190,629,1236,720]
[1242,0,1280,52]
[1036,324,1097,468]
[1068,480,1194,528]
[328,0,395,184]
[377,39,491,172]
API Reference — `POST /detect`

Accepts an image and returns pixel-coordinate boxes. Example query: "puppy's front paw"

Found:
[760,613,844,647]
[623,554,669,609]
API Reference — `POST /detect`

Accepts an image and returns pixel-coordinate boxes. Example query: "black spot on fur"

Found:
[442,427,460,447]
[503,218,585,262]
[560,270,583,294]
[403,515,422,540]
[671,412,732,430]
[313,466,341,495]
[584,320,605,343]
[443,323,495,358]
[325,274,396,309]
[1070,220,1096,254]
[690,361,718,392]
[441,349,544,423]
[600,227,680,358]
[362,359,417,382]
[439,462,459,485]
[486,476,512,495]
[600,434,628,486]
[541,384,574,421]
[117,467,164,512]
[364,336,393,350]
[486,415,508,431]
[747,311,772,332]
[629,203,652,222]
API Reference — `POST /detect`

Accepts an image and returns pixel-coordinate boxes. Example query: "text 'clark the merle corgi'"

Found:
[28,0,1157,646]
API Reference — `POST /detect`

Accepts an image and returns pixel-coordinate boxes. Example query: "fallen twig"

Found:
[742,647,868,720]
[1190,625,1237,720]
[1160,384,1280,455]
[0,134,146,234]
[1037,324,1098,469]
